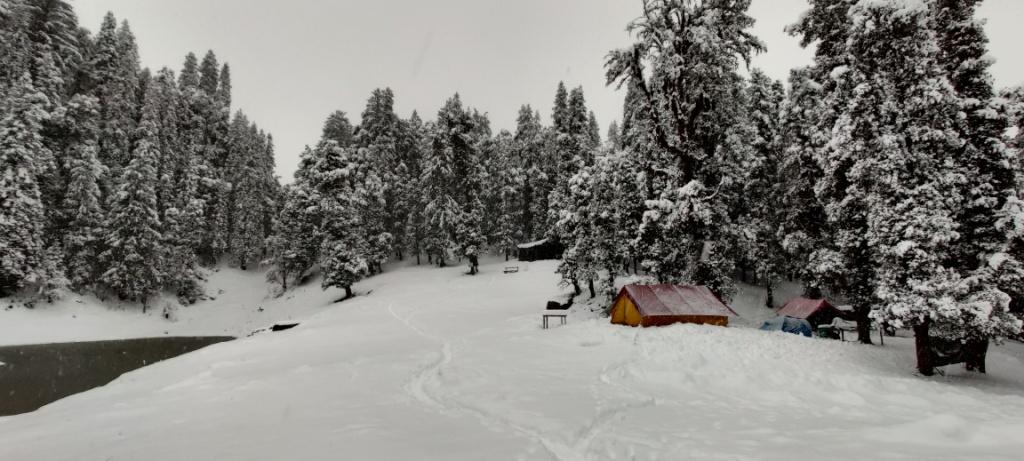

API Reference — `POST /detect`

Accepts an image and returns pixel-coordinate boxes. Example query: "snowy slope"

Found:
[0,265,350,346]
[3,260,1024,460]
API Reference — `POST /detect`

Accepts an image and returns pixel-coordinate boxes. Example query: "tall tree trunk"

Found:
[914,319,934,376]
[765,280,774,309]
[588,279,596,298]
[572,279,582,296]
[855,304,873,344]
[416,251,421,265]
[345,286,353,300]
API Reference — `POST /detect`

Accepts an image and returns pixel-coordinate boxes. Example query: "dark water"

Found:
[0,336,233,417]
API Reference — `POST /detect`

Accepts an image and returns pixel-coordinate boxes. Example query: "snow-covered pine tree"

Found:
[178,52,200,90]
[0,72,51,296]
[198,50,219,96]
[421,94,485,267]
[222,115,278,270]
[587,111,601,149]
[0,0,32,87]
[513,105,546,241]
[87,13,140,177]
[933,0,1022,315]
[548,85,598,290]
[777,67,830,298]
[552,81,568,133]
[401,111,429,264]
[310,140,368,299]
[265,184,319,292]
[321,110,354,148]
[22,0,81,104]
[229,125,269,270]
[741,69,787,308]
[216,63,231,109]
[481,130,524,260]
[60,95,106,290]
[789,0,879,341]
[177,52,232,265]
[604,0,762,299]
[101,88,164,308]
[355,88,400,268]
[834,0,1020,373]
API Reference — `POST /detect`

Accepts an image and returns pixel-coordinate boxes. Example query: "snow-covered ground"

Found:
[0,264,352,346]
[3,259,1024,460]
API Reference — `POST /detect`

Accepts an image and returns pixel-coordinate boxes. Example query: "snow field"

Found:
[2,259,1024,460]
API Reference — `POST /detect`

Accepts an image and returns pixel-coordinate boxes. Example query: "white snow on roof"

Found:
[517,238,549,249]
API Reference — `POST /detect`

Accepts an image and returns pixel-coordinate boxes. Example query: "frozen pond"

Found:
[0,336,233,417]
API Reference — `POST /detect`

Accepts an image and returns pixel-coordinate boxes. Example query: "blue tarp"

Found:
[759,316,814,337]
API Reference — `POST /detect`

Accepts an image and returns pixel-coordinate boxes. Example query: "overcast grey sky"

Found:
[72,0,1024,182]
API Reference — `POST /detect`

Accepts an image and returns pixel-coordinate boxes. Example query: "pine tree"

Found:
[402,111,430,264]
[0,72,51,296]
[60,95,106,290]
[310,140,368,298]
[514,105,545,241]
[604,0,762,299]
[355,88,400,268]
[825,0,1019,370]
[934,0,1021,313]
[88,14,140,174]
[552,81,568,133]
[216,63,231,109]
[587,111,601,148]
[178,52,199,90]
[777,67,830,297]
[422,94,485,267]
[607,121,621,150]
[198,50,218,96]
[265,185,319,292]
[742,69,786,307]
[101,95,164,307]
[321,110,354,148]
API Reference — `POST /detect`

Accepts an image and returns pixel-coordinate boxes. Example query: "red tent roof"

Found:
[618,284,738,318]
[776,297,836,320]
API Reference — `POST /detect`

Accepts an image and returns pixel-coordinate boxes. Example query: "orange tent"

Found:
[610,284,738,327]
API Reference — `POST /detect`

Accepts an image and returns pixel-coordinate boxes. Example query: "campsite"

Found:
[3,0,1024,459]
[3,258,1024,460]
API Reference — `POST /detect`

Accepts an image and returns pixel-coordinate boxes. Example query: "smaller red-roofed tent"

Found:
[776,297,844,328]
[610,284,738,327]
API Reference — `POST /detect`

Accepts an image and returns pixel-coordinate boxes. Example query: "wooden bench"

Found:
[542,313,567,329]
[503,266,520,274]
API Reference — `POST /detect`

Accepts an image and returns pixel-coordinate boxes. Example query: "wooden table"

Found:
[542,313,567,329]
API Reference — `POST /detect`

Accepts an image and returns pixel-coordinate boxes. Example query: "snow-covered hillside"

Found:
[2,259,1024,460]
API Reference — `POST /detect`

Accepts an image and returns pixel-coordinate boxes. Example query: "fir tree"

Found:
[101,99,164,307]
[604,0,762,298]
[422,94,485,267]
[321,110,354,148]
[88,14,140,173]
[216,63,231,109]
[198,50,219,96]
[0,72,51,296]
[60,95,106,290]
[741,69,786,307]
[178,52,199,90]
[777,67,830,298]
